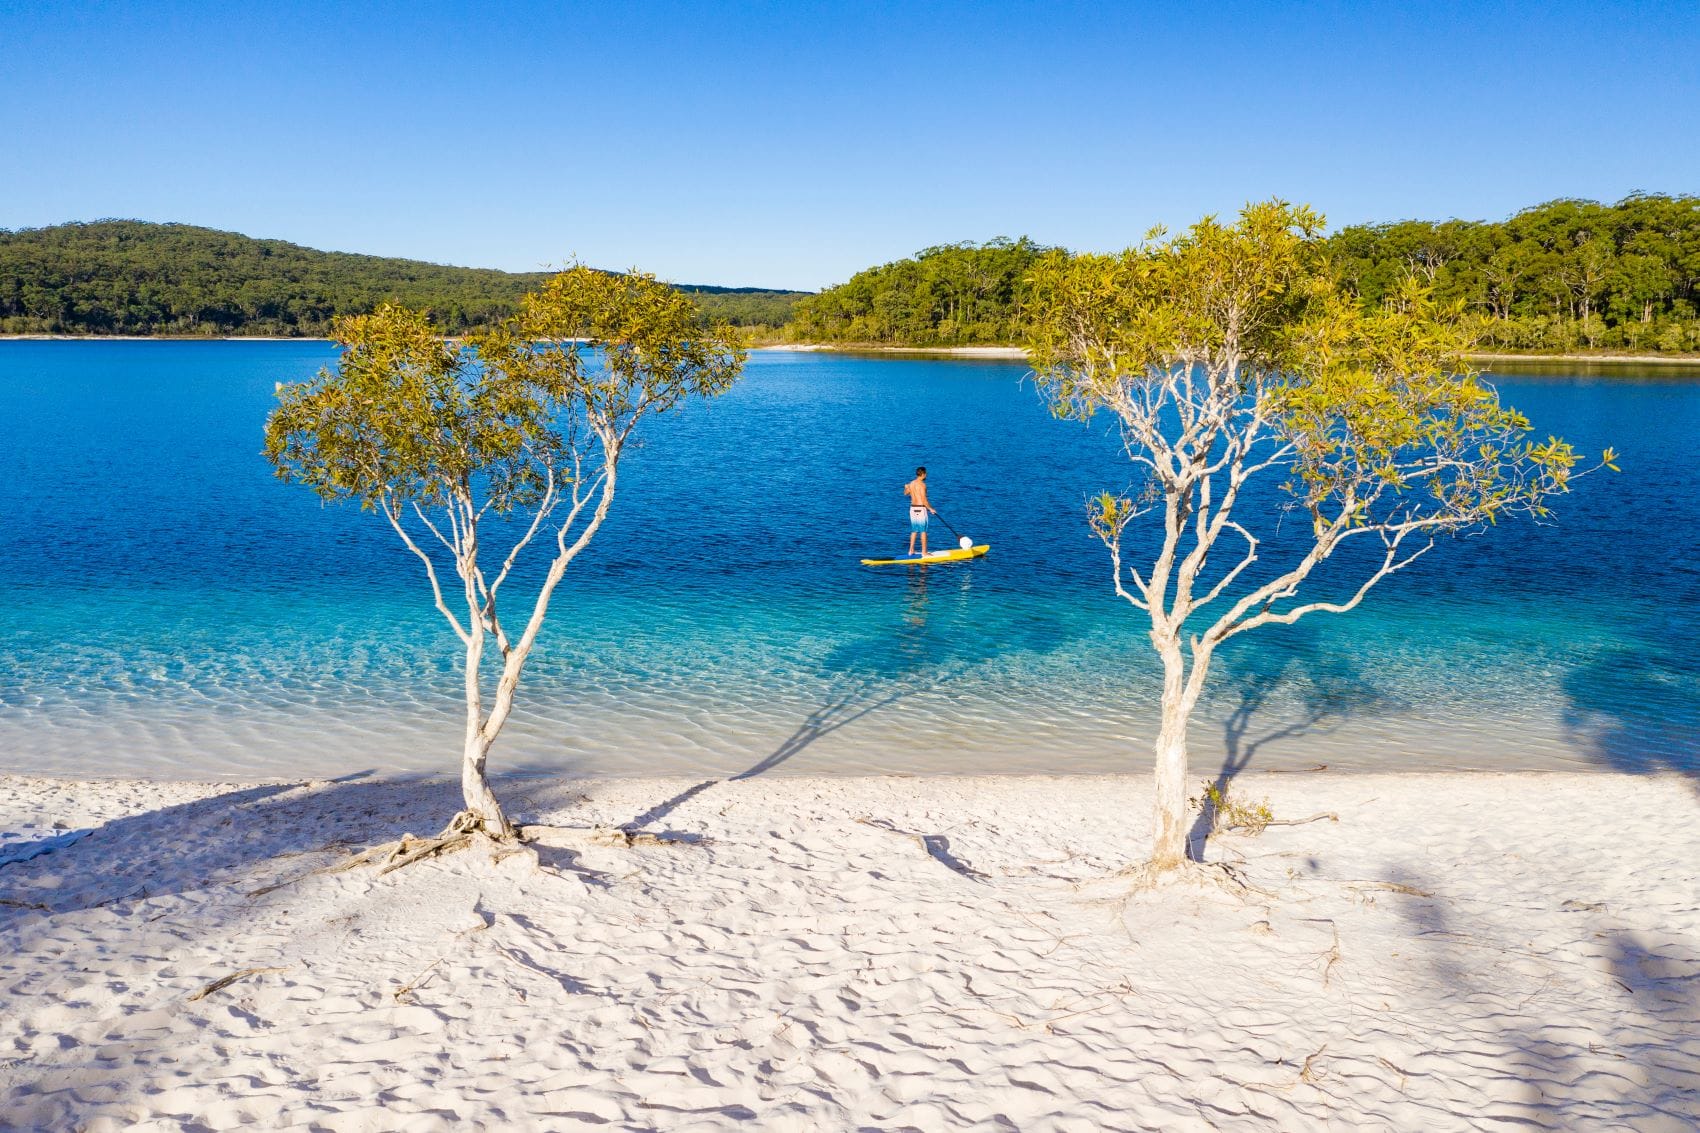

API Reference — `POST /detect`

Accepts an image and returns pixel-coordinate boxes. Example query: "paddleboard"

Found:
[860,544,989,566]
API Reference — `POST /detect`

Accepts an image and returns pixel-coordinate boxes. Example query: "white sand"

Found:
[1,770,1696,1131]
[756,344,1029,358]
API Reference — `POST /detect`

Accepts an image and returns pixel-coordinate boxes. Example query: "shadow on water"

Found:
[627,564,1076,832]
[1189,625,1401,859]
[1561,638,1700,789]
[757,563,1079,769]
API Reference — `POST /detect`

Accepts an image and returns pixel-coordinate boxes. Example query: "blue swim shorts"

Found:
[909,506,929,533]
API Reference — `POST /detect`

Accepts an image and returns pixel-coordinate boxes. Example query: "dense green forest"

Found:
[7,197,1700,352]
[791,195,1700,353]
[789,237,1048,346]
[0,221,806,336]
[1328,194,1700,353]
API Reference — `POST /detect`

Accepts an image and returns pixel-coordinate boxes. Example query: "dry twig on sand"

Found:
[393,957,446,1004]
[1256,812,1339,829]
[1348,880,1434,898]
[188,966,289,1002]
[1320,924,1343,988]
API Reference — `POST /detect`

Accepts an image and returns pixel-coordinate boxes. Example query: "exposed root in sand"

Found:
[1071,858,1280,924]
[248,815,695,897]
[1120,858,1275,898]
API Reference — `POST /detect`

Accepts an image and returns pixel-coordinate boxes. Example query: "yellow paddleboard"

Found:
[861,544,990,566]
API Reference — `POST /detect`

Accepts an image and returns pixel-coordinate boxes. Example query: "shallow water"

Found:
[2,341,1695,781]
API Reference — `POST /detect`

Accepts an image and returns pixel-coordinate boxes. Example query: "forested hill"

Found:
[0,221,807,336]
[1329,194,1700,354]
[790,237,1047,346]
[10,197,1700,352]
[789,195,1700,354]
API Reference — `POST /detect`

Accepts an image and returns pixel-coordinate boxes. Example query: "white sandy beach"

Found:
[755,344,1031,359]
[2,770,1696,1131]
[9,337,1700,365]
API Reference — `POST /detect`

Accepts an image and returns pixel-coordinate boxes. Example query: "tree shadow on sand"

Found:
[1188,625,1401,860]
[1561,638,1700,793]
[1375,862,1700,1126]
[0,772,593,926]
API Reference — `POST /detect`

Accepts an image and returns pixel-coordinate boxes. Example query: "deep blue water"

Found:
[2,341,1696,781]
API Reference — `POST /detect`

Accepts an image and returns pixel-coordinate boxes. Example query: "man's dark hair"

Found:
[916,466,926,476]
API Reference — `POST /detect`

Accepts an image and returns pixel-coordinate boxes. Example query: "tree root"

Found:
[373,811,489,877]
[248,815,677,897]
[1114,858,1276,900]
[249,810,507,895]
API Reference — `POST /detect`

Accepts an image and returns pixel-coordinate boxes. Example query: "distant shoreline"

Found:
[761,344,1700,365]
[6,335,1700,367]
[1465,351,1700,365]
[0,334,330,342]
[756,343,1029,358]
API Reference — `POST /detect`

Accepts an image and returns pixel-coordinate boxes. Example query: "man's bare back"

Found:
[904,467,935,555]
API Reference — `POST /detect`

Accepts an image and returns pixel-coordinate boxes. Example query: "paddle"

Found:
[927,509,974,552]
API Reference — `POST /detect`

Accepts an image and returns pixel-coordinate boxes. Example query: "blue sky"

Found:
[4,0,1697,290]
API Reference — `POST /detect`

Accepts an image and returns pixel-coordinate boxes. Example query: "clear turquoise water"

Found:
[2,341,1695,781]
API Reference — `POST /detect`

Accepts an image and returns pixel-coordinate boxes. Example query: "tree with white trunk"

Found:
[265,268,745,839]
[1025,202,1614,880]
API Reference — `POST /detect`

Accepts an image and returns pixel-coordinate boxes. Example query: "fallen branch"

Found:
[1348,880,1433,898]
[1252,812,1339,829]
[188,966,288,1002]
[522,825,637,849]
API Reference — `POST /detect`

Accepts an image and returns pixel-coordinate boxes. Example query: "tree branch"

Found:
[382,495,470,644]
[1194,521,1259,609]
[1223,531,1434,640]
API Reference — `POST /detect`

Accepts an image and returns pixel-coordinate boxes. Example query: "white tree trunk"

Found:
[1149,641,1192,871]
[459,625,512,836]
[1149,637,1213,873]
[461,731,509,835]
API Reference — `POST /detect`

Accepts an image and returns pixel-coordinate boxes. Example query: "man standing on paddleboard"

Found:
[904,467,937,557]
